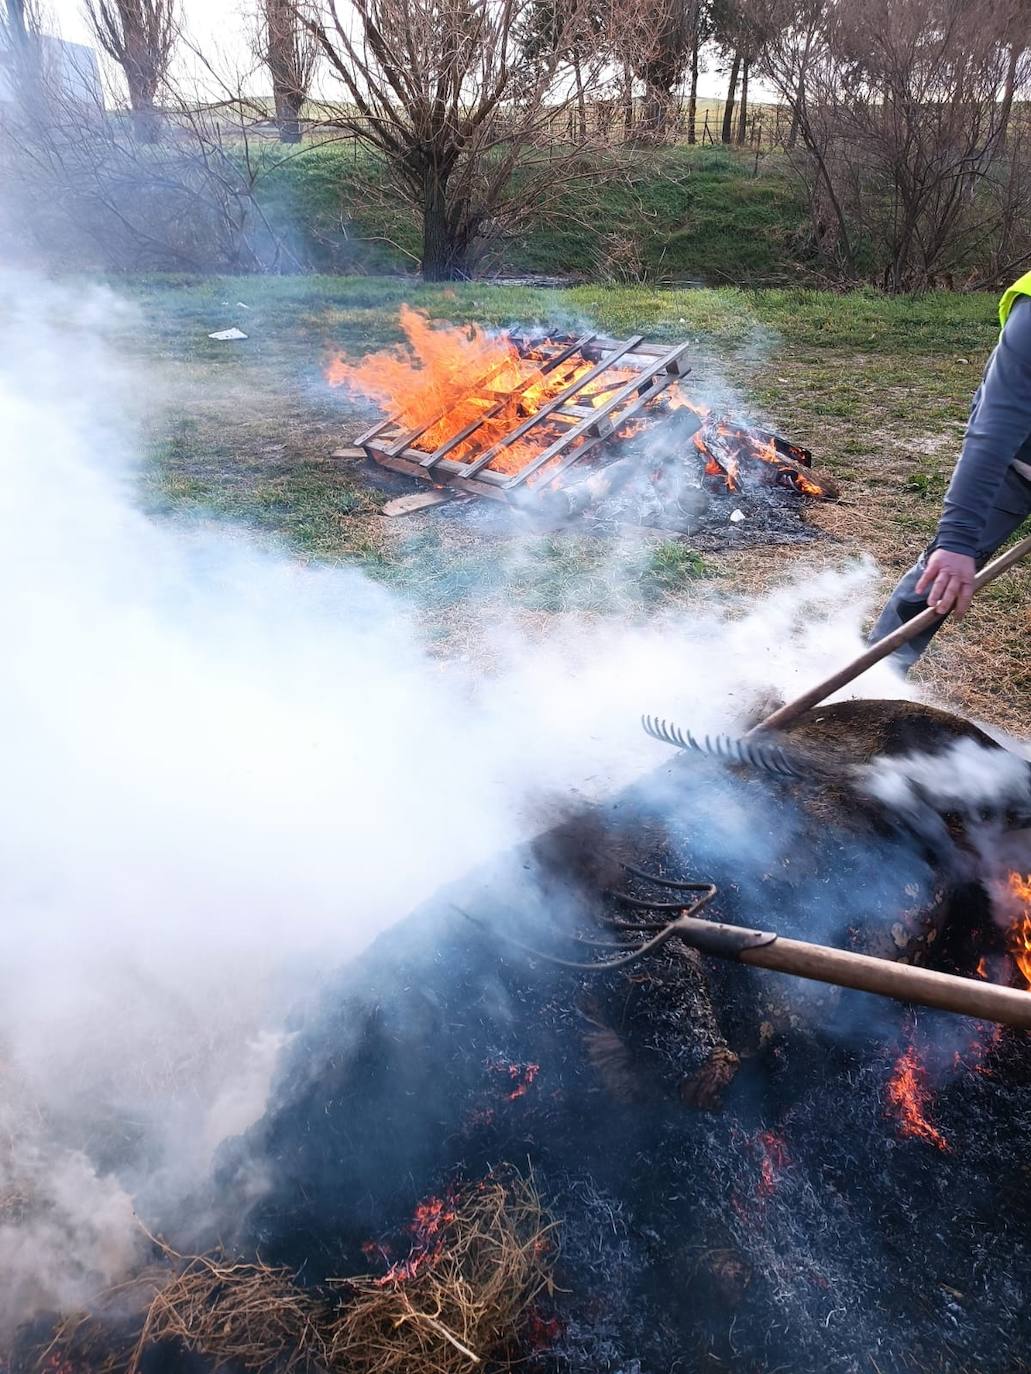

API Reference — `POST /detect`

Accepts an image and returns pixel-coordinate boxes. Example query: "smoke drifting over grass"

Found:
[0,272,913,1335]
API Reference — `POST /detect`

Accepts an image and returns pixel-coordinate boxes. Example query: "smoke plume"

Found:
[0,270,917,1333]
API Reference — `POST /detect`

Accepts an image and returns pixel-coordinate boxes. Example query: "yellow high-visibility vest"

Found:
[999,270,1031,329]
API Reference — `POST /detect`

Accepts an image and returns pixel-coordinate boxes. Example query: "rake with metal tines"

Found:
[457,866,722,973]
[461,854,1031,1028]
[641,714,820,781]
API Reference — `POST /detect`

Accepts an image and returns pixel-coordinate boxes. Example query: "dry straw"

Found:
[43,1171,555,1374]
[324,1173,555,1373]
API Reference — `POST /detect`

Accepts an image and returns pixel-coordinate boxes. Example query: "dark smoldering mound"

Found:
[213,700,1031,1374]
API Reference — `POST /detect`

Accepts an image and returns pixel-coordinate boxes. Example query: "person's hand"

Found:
[915,549,977,618]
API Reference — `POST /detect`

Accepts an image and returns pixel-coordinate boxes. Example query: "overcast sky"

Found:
[46,0,247,61]
[42,0,751,102]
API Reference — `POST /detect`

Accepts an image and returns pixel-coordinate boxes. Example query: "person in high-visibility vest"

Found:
[870,273,1031,667]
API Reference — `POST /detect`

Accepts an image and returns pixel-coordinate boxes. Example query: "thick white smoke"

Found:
[0,272,915,1334]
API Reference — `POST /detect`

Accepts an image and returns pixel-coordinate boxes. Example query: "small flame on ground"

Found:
[527,1311,563,1349]
[886,1045,950,1151]
[488,1058,540,1100]
[730,1126,791,1218]
[1006,873,1031,986]
[365,1191,459,1286]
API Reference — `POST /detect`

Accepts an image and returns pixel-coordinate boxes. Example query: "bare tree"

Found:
[1,0,30,46]
[1,0,47,126]
[621,0,692,144]
[298,0,614,280]
[757,0,1031,288]
[684,0,708,144]
[0,28,309,273]
[258,0,317,143]
[82,0,177,141]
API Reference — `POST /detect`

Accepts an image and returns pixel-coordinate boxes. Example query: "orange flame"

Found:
[886,1045,949,1151]
[488,1058,540,1100]
[327,308,630,477]
[328,311,833,495]
[1006,872,1031,986]
[370,1191,460,1287]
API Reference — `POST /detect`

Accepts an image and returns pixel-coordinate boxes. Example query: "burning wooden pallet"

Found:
[335,311,838,516]
[353,330,692,501]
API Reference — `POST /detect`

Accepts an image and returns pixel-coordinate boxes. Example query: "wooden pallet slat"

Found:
[514,370,687,494]
[504,342,691,489]
[354,416,394,447]
[461,335,645,480]
[420,332,596,472]
[382,353,527,458]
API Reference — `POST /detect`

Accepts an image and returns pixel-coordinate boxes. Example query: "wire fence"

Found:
[288,98,795,156]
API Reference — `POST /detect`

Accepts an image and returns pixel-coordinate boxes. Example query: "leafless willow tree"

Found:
[1,0,31,47]
[258,0,317,143]
[1,0,39,98]
[297,0,616,279]
[0,33,304,273]
[757,0,1031,289]
[83,0,177,140]
[620,0,690,144]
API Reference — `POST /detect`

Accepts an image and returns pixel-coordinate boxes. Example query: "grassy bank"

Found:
[254,144,807,282]
[97,274,1026,734]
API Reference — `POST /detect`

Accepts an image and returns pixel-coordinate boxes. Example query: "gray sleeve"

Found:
[936,295,1031,557]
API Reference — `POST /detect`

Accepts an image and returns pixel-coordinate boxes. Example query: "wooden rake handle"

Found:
[749,532,1031,736]
[674,914,1031,1028]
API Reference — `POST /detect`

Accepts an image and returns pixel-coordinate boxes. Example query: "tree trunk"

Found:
[275,91,303,143]
[736,57,749,145]
[123,28,160,143]
[638,83,667,143]
[999,43,1020,143]
[687,22,699,145]
[622,66,634,140]
[722,51,741,144]
[421,175,466,281]
[126,77,160,142]
[787,20,817,152]
[788,95,802,150]
[573,53,587,142]
[7,0,29,44]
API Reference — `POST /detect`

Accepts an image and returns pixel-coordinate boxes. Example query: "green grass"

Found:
[105,272,1001,355]
[63,272,1025,733]
[248,143,807,282]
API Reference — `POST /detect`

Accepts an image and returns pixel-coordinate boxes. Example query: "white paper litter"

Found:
[235,302,251,309]
[208,328,248,341]
[730,508,746,523]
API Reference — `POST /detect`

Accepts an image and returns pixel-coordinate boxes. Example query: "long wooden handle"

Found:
[676,915,1031,1028]
[749,532,1031,736]
[747,935,1031,1027]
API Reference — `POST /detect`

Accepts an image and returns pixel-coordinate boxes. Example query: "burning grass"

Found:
[45,1173,554,1374]
[886,1044,950,1152]
[327,1176,554,1372]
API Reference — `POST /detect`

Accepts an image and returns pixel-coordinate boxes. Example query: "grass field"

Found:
[107,274,1027,735]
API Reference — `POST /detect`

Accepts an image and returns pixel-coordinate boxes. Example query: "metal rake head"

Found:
[457,864,719,973]
[641,714,809,781]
